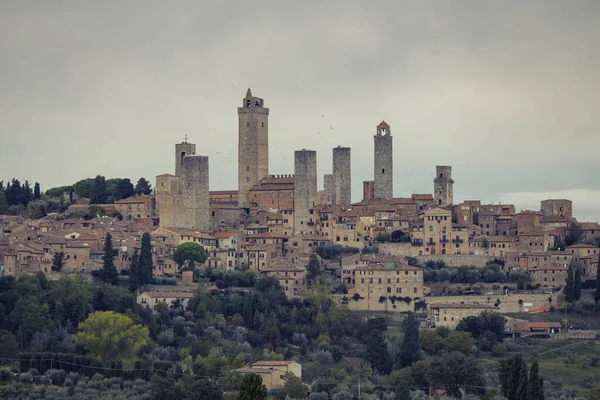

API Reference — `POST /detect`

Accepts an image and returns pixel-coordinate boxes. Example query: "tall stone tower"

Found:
[175,140,196,183]
[180,155,210,230]
[434,166,454,207]
[294,150,317,235]
[374,121,393,199]
[324,174,336,205]
[238,88,269,208]
[333,146,351,206]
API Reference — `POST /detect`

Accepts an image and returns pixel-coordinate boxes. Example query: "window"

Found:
[382,169,385,174]
[246,165,250,171]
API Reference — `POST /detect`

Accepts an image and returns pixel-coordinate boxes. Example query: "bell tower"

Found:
[238,88,269,208]
[374,121,393,199]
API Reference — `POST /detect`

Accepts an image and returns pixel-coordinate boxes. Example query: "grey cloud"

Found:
[1,0,599,223]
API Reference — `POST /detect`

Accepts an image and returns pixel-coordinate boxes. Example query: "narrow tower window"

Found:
[382,169,385,174]
[180,152,186,166]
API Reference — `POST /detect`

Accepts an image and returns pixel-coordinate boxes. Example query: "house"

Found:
[427,303,497,329]
[136,291,194,310]
[236,361,301,389]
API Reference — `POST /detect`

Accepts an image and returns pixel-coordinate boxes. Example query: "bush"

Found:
[46,369,66,385]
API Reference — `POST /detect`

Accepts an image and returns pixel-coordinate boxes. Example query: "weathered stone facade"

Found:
[332,146,351,206]
[433,166,454,207]
[293,150,317,235]
[323,174,336,205]
[175,142,196,180]
[374,121,393,199]
[541,199,573,221]
[238,88,269,208]
[180,155,210,230]
[363,180,375,202]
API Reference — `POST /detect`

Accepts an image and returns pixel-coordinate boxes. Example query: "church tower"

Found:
[238,88,269,208]
[374,121,393,199]
[434,166,454,207]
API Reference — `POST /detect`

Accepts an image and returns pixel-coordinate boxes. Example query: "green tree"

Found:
[51,252,65,272]
[172,242,207,270]
[365,329,393,375]
[281,372,308,399]
[100,233,118,285]
[128,249,140,291]
[178,376,223,400]
[75,310,150,367]
[516,359,528,400]
[113,178,134,201]
[391,230,404,242]
[74,178,94,198]
[22,181,32,205]
[596,252,600,306]
[565,264,581,302]
[427,352,484,399]
[5,179,22,206]
[444,331,475,355]
[0,330,19,362]
[237,373,267,400]
[306,253,321,286]
[135,177,152,195]
[527,360,544,400]
[90,175,108,204]
[150,373,184,400]
[394,380,411,400]
[139,233,154,284]
[33,182,41,200]
[500,354,525,400]
[0,184,7,214]
[398,312,420,368]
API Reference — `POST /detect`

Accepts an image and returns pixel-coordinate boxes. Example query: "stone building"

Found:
[433,166,454,207]
[516,210,542,235]
[541,199,572,221]
[410,207,469,256]
[428,304,497,329]
[374,121,393,199]
[293,150,317,235]
[363,180,375,202]
[238,88,269,209]
[332,146,351,206]
[156,140,210,230]
[248,175,295,211]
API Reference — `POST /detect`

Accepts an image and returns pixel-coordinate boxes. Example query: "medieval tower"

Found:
[374,121,393,199]
[156,139,210,230]
[238,88,269,209]
[324,174,336,205]
[332,146,351,206]
[434,166,454,207]
[294,150,317,235]
[175,141,196,181]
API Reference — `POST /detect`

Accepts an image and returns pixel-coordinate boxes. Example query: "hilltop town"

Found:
[3,89,599,317]
[1,89,600,398]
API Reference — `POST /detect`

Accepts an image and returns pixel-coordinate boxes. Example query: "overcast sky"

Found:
[1,1,599,220]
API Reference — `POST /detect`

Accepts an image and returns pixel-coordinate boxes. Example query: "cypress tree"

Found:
[90,175,108,204]
[33,182,41,200]
[574,265,582,301]
[100,233,118,285]
[398,312,420,368]
[566,264,575,302]
[365,329,393,375]
[22,181,32,205]
[516,360,528,400]
[0,185,8,214]
[527,360,544,400]
[595,253,600,306]
[129,249,140,291]
[138,233,153,285]
[506,354,524,400]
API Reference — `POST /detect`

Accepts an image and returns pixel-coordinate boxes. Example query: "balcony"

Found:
[440,238,449,243]
[426,241,436,246]
[411,241,423,247]
[452,239,465,244]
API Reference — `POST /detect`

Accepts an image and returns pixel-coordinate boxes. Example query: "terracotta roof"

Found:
[115,195,155,204]
[142,292,194,298]
[252,360,295,366]
[215,231,239,239]
[377,120,389,128]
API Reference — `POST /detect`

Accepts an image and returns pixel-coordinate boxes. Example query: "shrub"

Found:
[46,369,66,385]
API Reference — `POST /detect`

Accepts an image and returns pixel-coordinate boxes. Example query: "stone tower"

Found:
[180,155,210,230]
[294,150,317,235]
[238,88,269,208]
[175,141,196,183]
[374,121,393,199]
[333,146,351,206]
[434,166,454,207]
[324,174,336,205]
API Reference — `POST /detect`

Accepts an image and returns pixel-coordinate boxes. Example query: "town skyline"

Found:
[1,1,599,220]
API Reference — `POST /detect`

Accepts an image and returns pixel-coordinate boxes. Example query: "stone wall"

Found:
[175,143,196,182]
[427,292,564,314]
